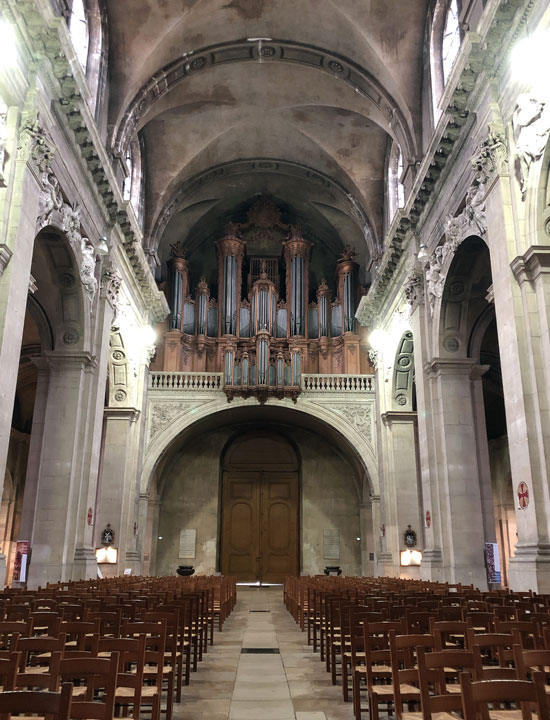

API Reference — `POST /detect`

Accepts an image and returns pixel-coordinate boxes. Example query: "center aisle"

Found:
[174,586,354,720]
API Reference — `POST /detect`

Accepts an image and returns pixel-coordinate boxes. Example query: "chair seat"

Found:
[402,712,456,720]
[372,684,420,697]
[116,686,159,699]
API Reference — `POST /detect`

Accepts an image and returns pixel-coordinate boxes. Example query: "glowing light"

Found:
[95,546,118,564]
[142,325,157,347]
[368,328,388,352]
[400,549,422,567]
[0,20,17,67]
[511,33,550,96]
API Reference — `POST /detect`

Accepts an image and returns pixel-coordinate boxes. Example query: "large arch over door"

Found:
[221,431,299,583]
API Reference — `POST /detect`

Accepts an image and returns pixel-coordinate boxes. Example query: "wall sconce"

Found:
[95,546,118,564]
[400,549,422,566]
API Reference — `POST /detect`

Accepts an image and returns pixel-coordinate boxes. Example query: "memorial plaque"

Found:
[179,529,197,559]
[323,529,340,560]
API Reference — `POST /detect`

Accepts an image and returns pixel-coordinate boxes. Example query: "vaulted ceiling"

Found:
[104,0,430,277]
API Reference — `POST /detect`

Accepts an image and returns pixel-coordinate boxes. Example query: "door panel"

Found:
[221,472,260,581]
[260,472,298,583]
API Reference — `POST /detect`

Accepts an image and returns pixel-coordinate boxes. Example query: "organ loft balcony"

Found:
[149,196,374,404]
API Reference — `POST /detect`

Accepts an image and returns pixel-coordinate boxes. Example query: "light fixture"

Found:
[96,237,109,256]
[95,546,118,564]
[0,20,17,67]
[417,243,429,261]
[400,549,422,566]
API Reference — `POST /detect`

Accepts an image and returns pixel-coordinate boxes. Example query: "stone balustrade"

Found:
[148,371,223,391]
[301,373,374,393]
[148,371,375,394]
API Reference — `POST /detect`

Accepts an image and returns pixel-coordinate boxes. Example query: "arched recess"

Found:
[220,430,300,582]
[434,235,512,585]
[146,403,373,578]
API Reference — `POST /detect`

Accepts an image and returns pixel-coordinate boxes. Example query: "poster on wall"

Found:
[13,541,29,583]
[179,529,196,559]
[484,542,501,584]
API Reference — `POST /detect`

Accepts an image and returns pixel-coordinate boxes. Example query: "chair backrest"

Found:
[460,670,549,720]
[0,653,19,692]
[55,653,119,720]
[0,682,72,720]
[416,647,474,720]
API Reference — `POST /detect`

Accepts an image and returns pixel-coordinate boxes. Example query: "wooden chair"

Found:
[54,653,118,720]
[93,635,146,720]
[0,682,73,720]
[460,670,549,720]
[388,632,435,720]
[121,621,167,720]
[0,653,19,692]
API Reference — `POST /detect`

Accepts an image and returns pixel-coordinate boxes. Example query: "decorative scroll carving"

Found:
[368,349,381,372]
[37,170,63,227]
[471,126,508,183]
[79,238,98,305]
[513,94,550,198]
[332,404,374,444]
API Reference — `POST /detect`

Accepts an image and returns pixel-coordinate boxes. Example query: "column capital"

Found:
[511,246,550,284]
[381,410,417,426]
[425,357,479,378]
[44,350,97,370]
[104,407,141,422]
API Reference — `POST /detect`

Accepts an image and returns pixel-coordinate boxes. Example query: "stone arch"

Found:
[434,235,492,358]
[141,396,378,500]
[392,331,415,410]
[32,227,92,352]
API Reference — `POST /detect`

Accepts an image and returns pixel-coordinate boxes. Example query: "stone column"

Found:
[0,108,52,586]
[504,246,550,590]
[381,411,422,578]
[360,500,375,576]
[409,299,445,582]
[26,350,99,587]
[425,358,490,589]
[95,407,142,577]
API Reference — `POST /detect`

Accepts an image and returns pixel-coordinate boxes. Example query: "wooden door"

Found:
[260,472,298,583]
[221,433,299,582]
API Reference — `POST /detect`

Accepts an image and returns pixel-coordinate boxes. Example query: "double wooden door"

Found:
[221,470,299,583]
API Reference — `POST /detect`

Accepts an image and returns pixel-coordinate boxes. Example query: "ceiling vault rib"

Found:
[112,38,417,164]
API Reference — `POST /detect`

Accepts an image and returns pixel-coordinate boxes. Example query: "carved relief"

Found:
[403,270,425,312]
[331,404,374,447]
[101,261,123,325]
[149,402,194,441]
[17,110,55,172]
[426,246,446,315]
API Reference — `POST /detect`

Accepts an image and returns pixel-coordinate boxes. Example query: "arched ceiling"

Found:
[104,0,430,269]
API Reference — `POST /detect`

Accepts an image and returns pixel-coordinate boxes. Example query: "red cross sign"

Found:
[517,482,529,509]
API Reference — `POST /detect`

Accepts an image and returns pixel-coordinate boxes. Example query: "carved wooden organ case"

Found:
[158,199,364,401]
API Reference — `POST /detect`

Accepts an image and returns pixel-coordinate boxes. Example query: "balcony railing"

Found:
[301,374,374,392]
[148,371,374,394]
[148,371,223,391]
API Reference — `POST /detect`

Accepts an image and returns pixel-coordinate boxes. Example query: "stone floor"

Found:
[173,586,355,720]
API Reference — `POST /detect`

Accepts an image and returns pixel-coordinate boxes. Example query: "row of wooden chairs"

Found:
[0,574,237,720]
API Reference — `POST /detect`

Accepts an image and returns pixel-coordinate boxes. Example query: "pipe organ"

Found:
[157,198,365,400]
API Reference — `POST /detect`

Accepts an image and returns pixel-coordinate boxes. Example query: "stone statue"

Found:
[464,180,486,236]
[80,238,98,305]
[38,171,63,227]
[62,203,82,247]
[513,94,550,197]
[426,246,445,314]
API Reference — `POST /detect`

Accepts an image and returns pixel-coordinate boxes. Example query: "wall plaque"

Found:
[323,529,340,560]
[179,529,196,559]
